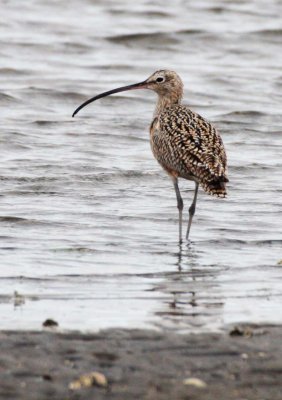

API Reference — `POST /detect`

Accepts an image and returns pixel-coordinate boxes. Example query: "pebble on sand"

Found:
[69,371,108,390]
[183,377,207,388]
[229,326,253,337]
[42,319,59,327]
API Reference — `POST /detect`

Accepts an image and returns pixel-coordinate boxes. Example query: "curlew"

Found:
[72,70,228,242]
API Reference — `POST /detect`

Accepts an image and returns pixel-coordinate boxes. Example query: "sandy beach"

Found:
[1,324,282,400]
[1,1,282,399]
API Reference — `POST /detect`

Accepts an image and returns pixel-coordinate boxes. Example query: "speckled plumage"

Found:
[150,104,228,197]
[147,70,228,198]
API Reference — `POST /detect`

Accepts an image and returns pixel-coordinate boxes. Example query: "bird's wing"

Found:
[159,105,228,183]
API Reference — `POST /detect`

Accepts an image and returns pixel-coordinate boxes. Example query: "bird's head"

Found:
[144,70,183,97]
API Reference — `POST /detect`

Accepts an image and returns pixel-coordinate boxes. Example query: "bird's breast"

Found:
[149,117,160,139]
[149,117,161,159]
[149,116,194,180]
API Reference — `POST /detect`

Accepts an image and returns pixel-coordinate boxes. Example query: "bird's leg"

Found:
[186,182,199,240]
[172,177,184,243]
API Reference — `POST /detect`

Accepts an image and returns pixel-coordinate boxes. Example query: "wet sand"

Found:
[1,324,282,400]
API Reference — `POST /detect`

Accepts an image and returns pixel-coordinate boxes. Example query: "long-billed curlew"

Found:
[72,70,228,242]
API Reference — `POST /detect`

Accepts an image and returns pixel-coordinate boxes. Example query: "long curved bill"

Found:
[72,80,148,117]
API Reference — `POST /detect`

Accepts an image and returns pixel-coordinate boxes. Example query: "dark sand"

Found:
[1,325,282,400]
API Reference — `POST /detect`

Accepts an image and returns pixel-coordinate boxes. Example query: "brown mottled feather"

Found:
[150,105,228,198]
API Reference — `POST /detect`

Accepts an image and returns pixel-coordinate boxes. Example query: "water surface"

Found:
[0,0,282,332]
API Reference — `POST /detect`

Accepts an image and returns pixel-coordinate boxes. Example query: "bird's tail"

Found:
[202,177,228,198]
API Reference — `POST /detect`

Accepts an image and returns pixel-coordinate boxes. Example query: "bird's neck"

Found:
[154,93,182,117]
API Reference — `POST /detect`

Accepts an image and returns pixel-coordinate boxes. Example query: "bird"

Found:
[72,70,228,242]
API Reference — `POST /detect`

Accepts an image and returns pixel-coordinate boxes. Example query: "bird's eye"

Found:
[156,77,164,83]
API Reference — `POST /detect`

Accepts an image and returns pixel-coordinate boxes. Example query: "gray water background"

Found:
[0,0,281,332]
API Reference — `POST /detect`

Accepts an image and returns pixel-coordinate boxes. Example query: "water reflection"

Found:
[153,242,224,332]
[175,241,197,271]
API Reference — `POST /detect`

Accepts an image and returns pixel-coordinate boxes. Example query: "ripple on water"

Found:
[0,0,281,332]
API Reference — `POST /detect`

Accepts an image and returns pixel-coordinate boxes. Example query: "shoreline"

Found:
[1,324,282,399]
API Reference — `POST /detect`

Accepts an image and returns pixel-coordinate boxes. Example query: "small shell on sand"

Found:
[183,377,207,388]
[69,371,108,390]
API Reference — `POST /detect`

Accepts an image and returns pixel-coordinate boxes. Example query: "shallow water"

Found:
[0,0,281,332]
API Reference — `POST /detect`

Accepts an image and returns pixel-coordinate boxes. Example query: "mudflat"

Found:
[1,324,281,400]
